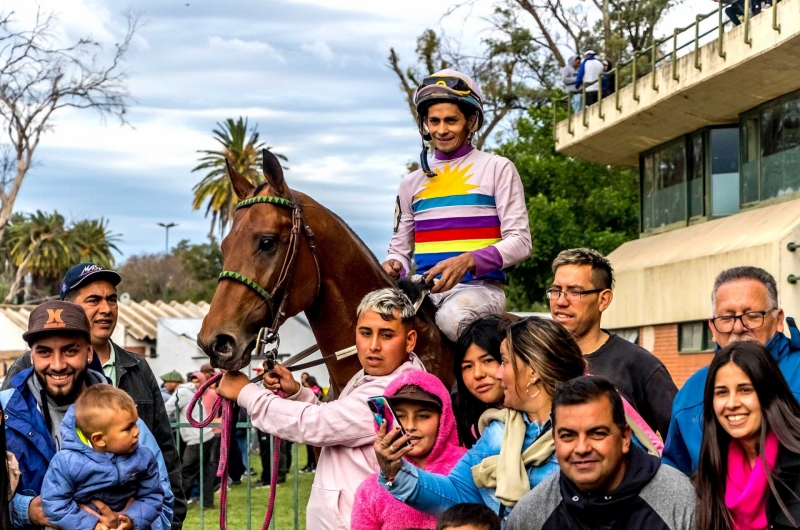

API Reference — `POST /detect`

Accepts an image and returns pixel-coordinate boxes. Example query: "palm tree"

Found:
[3,211,71,302]
[192,117,287,237]
[1,212,121,303]
[68,218,121,267]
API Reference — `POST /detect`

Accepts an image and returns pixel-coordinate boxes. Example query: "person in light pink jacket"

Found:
[351,370,466,530]
[217,288,426,530]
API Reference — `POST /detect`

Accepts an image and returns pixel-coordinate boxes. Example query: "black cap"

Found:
[23,301,92,345]
[59,263,121,300]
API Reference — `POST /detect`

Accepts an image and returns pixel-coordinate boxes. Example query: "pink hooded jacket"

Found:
[351,371,467,530]
[238,353,427,530]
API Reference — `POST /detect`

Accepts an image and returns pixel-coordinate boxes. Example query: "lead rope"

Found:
[186,373,279,530]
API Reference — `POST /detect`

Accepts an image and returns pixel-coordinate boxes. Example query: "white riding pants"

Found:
[428,281,506,342]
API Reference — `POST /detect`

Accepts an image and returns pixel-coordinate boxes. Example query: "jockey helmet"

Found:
[414,69,484,141]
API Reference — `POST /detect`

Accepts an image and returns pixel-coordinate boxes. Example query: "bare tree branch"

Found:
[0,10,139,240]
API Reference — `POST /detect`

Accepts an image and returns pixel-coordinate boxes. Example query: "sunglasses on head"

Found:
[419,75,474,97]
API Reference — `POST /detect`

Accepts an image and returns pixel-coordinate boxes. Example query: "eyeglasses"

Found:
[418,75,477,99]
[710,310,776,333]
[546,288,604,301]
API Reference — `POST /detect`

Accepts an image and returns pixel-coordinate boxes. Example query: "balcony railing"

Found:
[553,1,787,143]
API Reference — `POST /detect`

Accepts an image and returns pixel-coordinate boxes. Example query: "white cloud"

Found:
[208,36,286,63]
[301,40,334,62]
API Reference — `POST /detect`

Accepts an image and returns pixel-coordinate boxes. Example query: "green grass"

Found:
[183,445,313,530]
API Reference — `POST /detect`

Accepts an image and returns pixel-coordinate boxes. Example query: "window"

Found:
[688,132,704,217]
[641,139,686,231]
[740,90,800,204]
[611,328,639,344]
[741,114,760,205]
[678,321,714,353]
[709,128,740,217]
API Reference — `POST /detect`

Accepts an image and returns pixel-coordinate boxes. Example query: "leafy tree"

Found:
[117,238,223,303]
[497,105,638,310]
[192,117,287,237]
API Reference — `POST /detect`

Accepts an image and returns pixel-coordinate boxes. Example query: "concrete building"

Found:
[554,2,800,386]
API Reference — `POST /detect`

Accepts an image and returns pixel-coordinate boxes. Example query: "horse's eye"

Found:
[259,237,277,252]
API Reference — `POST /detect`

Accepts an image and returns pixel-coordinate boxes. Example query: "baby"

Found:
[41,385,163,530]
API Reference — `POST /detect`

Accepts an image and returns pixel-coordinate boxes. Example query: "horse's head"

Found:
[198,150,319,370]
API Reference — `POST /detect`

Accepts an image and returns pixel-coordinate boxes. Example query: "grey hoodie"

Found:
[561,55,580,93]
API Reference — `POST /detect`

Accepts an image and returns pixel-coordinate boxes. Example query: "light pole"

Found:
[157,222,178,302]
[157,222,178,254]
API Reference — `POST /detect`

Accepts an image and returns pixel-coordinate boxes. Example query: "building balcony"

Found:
[554,0,800,166]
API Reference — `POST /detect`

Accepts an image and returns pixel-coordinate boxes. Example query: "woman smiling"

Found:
[696,341,800,530]
[453,317,505,448]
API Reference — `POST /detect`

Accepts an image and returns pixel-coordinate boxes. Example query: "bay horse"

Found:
[197,150,453,395]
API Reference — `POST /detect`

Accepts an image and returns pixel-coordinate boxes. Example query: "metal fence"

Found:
[553,0,790,140]
[172,402,305,530]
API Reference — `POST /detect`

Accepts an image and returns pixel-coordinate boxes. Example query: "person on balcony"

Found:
[561,55,582,112]
[575,51,604,107]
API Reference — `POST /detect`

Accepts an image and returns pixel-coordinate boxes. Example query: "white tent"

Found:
[153,313,329,389]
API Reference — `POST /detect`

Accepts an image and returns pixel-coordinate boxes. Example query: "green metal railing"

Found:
[173,402,305,529]
[553,0,787,144]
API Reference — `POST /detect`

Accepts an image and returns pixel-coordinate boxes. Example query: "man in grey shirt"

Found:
[507,376,695,530]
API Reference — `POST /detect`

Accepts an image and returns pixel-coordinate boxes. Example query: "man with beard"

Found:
[1,301,175,529]
[663,266,800,474]
[2,263,185,528]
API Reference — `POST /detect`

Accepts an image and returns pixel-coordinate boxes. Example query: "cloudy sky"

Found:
[6,0,704,262]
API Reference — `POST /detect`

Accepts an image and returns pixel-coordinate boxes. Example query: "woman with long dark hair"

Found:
[696,341,800,530]
[453,316,504,447]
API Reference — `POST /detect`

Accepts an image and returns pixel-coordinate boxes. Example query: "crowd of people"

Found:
[561,50,615,112]
[1,67,798,530]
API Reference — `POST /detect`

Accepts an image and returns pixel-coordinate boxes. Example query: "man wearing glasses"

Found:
[548,248,677,438]
[663,266,800,474]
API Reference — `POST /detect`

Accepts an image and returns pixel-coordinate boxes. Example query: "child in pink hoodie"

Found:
[351,371,466,530]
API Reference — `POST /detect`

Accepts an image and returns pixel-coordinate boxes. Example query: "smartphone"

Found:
[367,396,411,446]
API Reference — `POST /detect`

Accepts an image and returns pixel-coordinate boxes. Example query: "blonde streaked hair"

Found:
[357,288,416,323]
[502,316,586,396]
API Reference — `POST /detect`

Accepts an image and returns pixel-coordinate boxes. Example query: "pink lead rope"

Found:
[186,372,280,530]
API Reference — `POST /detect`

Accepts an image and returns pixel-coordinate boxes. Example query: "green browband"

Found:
[218,271,272,301]
[235,196,293,210]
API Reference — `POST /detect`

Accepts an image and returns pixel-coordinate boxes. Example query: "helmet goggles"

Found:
[416,75,481,103]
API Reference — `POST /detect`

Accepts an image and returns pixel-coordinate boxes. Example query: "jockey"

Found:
[382,69,532,341]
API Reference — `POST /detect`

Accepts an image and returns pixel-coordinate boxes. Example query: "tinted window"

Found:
[710,128,740,216]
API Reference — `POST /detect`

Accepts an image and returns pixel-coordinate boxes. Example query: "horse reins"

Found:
[188,190,324,530]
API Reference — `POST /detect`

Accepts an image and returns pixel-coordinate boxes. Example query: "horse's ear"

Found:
[226,160,254,200]
[262,149,286,196]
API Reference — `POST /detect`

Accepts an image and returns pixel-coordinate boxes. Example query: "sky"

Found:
[5,0,706,263]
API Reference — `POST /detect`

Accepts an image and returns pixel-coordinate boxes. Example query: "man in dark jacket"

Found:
[1,301,174,529]
[663,266,800,475]
[2,263,186,528]
[549,248,677,437]
[507,376,695,530]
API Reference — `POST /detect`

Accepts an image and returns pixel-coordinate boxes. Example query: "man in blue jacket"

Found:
[663,266,800,474]
[1,301,174,529]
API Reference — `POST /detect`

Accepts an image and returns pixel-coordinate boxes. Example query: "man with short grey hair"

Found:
[663,265,800,474]
[549,248,677,437]
[215,287,426,530]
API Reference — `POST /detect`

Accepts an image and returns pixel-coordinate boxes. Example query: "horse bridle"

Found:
[218,191,321,369]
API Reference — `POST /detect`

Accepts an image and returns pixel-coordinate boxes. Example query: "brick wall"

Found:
[644,323,714,388]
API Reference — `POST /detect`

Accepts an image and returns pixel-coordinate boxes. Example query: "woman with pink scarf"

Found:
[695,341,800,530]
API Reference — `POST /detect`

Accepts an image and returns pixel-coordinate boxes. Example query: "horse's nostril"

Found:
[210,334,236,356]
